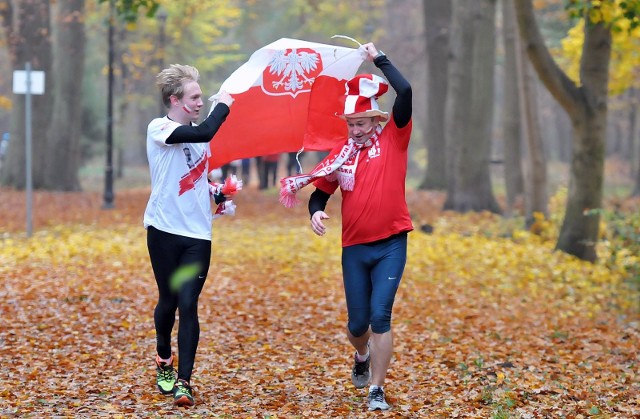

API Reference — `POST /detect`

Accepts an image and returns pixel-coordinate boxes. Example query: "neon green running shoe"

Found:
[155,354,176,395]
[173,379,195,407]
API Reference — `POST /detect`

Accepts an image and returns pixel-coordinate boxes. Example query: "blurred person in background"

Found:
[0,132,9,165]
[260,153,280,189]
[287,151,301,176]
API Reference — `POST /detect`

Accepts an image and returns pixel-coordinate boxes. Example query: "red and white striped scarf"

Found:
[279,125,382,208]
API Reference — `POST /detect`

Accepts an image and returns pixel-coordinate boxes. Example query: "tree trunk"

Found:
[630,89,640,197]
[514,0,611,262]
[380,0,427,185]
[553,96,573,162]
[605,109,622,157]
[516,35,548,225]
[1,0,53,189]
[501,0,525,214]
[444,0,501,213]
[538,84,572,162]
[43,0,86,191]
[420,0,451,190]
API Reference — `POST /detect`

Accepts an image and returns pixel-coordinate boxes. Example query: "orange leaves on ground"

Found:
[0,187,638,417]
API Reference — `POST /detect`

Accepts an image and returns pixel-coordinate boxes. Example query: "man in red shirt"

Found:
[280,42,412,411]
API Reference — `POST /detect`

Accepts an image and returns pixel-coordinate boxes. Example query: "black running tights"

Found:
[147,226,211,383]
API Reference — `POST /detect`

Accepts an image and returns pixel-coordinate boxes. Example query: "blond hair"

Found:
[156,64,200,108]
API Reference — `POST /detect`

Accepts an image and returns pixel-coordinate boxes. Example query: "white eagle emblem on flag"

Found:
[262,48,323,98]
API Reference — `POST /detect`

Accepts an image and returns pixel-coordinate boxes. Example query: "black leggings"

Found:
[147,226,211,382]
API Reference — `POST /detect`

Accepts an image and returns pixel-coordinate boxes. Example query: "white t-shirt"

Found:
[143,117,213,241]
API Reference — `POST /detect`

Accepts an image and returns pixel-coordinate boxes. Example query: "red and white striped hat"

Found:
[337,74,389,121]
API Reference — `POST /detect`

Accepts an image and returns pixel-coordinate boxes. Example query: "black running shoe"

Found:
[351,352,371,389]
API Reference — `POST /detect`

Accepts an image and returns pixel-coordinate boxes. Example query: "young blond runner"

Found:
[144,64,234,407]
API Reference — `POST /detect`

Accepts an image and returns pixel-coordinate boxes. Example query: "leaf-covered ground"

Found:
[0,187,638,418]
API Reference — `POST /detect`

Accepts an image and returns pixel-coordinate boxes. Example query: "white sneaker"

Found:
[368,386,390,411]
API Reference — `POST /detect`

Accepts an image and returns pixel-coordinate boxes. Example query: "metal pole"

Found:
[103,0,115,209]
[25,62,33,237]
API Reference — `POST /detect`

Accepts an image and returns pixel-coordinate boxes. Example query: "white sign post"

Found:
[13,63,45,238]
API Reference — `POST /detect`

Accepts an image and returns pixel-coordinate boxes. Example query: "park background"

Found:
[1,0,639,417]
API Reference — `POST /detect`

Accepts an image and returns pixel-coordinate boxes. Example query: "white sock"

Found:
[369,385,383,393]
[355,350,369,362]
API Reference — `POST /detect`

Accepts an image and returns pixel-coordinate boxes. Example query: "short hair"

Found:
[156,64,200,108]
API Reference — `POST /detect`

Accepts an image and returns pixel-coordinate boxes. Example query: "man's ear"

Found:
[169,95,180,107]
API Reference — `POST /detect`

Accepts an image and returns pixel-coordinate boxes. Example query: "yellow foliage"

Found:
[0,186,639,416]
[0,96,11,110]
[559,0,640,94]
[1,204,637,318]
[529,211,555,239]
[112,0,244,82]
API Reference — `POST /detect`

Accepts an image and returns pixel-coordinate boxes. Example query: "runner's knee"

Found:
[348,312,370,337]
[370,308,392,334]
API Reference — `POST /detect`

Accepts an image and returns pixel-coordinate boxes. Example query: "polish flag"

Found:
[208,38,365,168]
